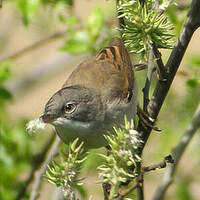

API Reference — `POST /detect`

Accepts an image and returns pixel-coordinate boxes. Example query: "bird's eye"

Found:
[64,103,76,113]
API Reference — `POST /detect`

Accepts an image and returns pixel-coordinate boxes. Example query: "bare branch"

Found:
[153,105,200,200]
[30,136,60,200]
[143,48,155,112]
[0,18,115,64]
[16,133,56,200]
[136,1,200,199]
[152,43,167,81]
[0,30,69,63]
[138,0,200,147]
[142,155,174,174]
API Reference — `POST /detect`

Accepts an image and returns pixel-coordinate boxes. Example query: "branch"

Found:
[138,0,200,148]
[0,18,115,63]
[152,43,167,81]
[0,30,69,63]
[16,133,56,200]
[142,155,174,174]
[136,0,200,198]
[30,136,60,200]
[153,104,200,200]
[143,48,155,112]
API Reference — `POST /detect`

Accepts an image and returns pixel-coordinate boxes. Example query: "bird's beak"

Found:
[40,114,57,123]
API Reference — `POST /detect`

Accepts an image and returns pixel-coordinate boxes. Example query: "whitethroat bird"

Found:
[31,38,138,148]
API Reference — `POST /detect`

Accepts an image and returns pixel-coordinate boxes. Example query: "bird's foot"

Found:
[137,105,161,131]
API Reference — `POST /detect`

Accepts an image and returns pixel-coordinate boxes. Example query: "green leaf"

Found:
[86,8,104,39]
[186,79,199,88]
[0,87,12,101]
[65,15,79,27]
[61,30,91,54]
[191,57,200,67]
[17,0,41,25]
[70,138,79,152]
[0,61,11,83]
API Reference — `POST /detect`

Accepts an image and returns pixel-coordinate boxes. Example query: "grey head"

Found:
[41,85,104,124]
[41,85,109,148]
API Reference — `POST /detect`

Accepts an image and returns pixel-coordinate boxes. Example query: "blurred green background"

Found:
[0,0,199,199]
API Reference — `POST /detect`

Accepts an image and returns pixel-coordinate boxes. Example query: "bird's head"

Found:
[41,85,104,127]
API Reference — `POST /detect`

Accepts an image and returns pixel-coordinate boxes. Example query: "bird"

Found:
[40,37,138,149]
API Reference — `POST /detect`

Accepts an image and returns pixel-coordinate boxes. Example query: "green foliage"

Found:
[17,0,74,25]
[98,118,142,199]
[0,86,12,102]
[0,60,34,200]
[0,62,12,104]
[0,61,11,83]
[61,30,92,54]
[61,7,105,54]
[45,138,87,199]
[117,0,174,60]
[17,0,41,25]
[190,57,200,66]
[44,118,143,199]
[1,1,199,199]
[186,78,199,88]
[167,4,188,35]
[86,8,104,40]
[0,61,11,104]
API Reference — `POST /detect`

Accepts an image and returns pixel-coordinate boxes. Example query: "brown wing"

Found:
[62,37,135,102]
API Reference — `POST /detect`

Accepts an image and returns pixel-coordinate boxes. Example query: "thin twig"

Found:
[0,30,70,63]
[16,133,56,200]
[152,43,167,81]
[137,47,155,200]
[143,47,155,112]
[138,0,200,150]
[153,105,200,200]
[137,0,200,199]
[30,136,60,200]
[0,18,115,64]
